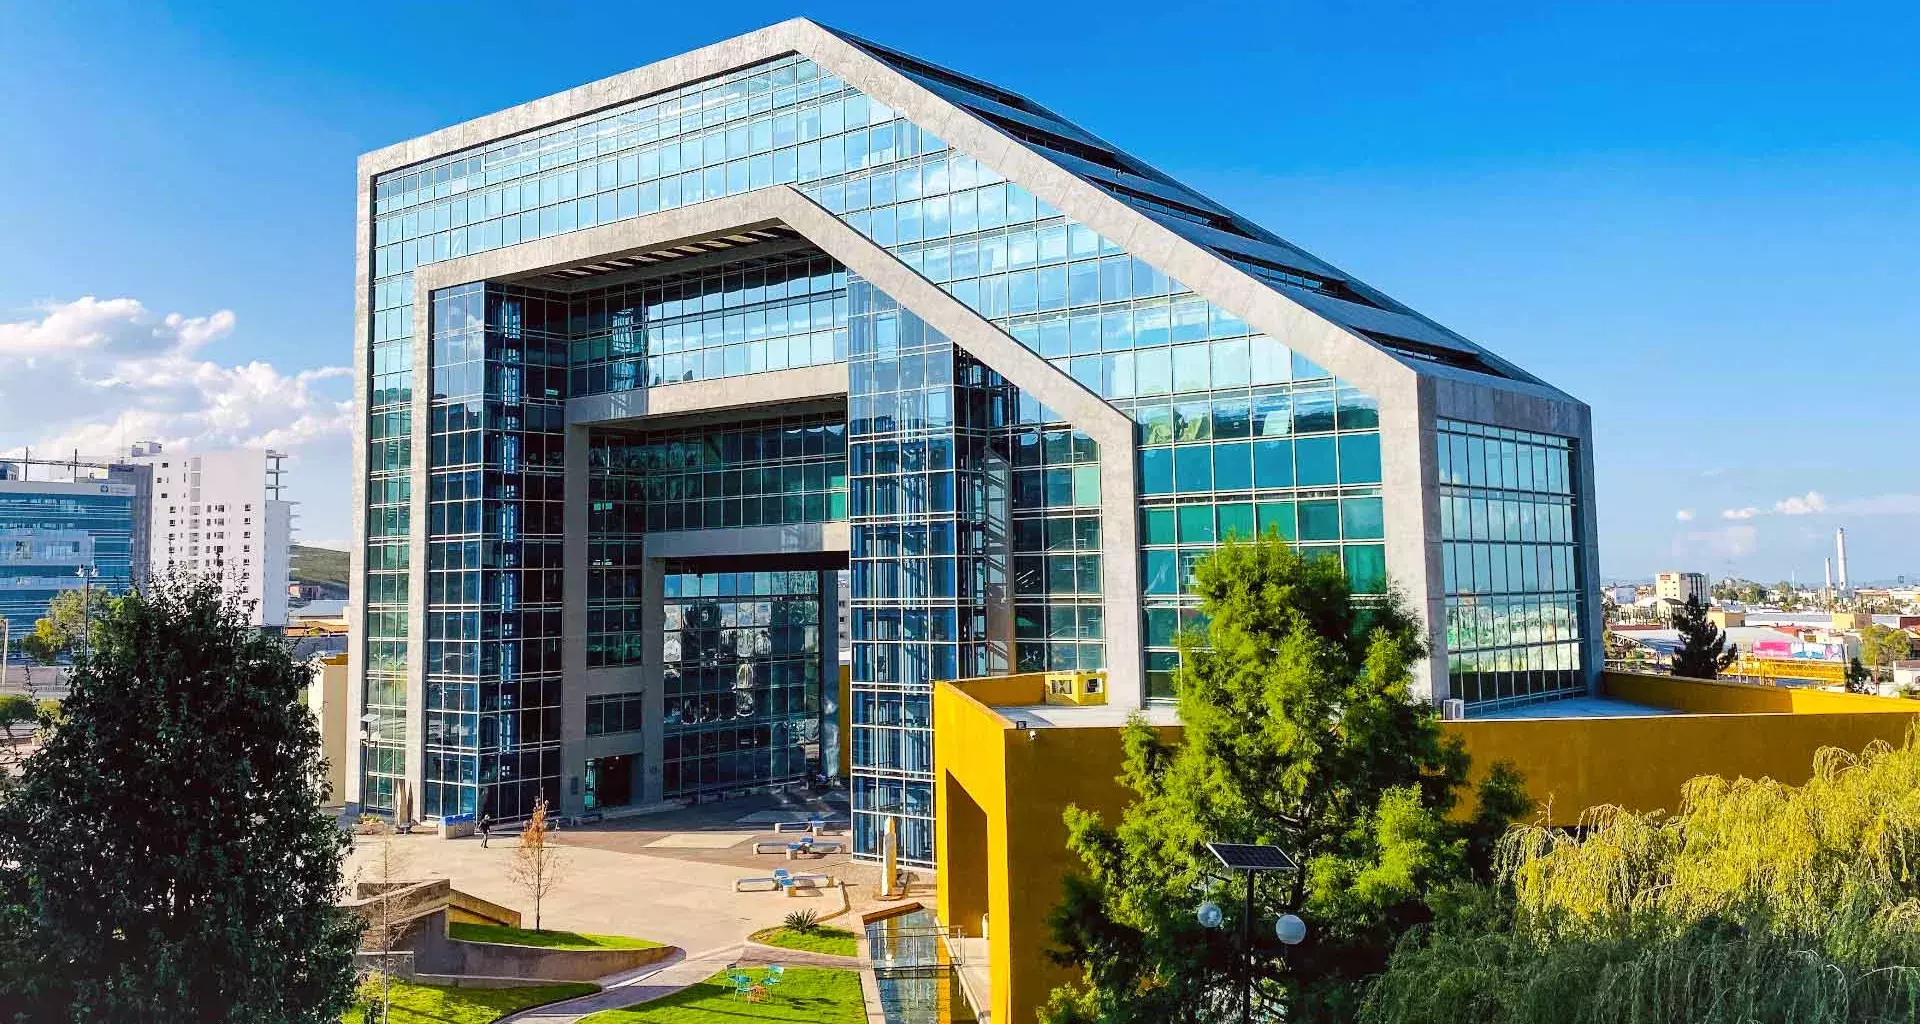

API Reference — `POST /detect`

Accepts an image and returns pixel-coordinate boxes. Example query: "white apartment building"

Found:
[130,445,294,627]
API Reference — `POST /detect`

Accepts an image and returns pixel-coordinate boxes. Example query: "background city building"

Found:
[0,461,149,638]
[129,445,295,628]
[347,20,1601,859]
[1655,570,1711,606]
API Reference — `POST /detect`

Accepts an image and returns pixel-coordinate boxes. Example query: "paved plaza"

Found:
[344,793,911,964]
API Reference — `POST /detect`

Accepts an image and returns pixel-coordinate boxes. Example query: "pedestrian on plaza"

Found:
[479,812,493,848]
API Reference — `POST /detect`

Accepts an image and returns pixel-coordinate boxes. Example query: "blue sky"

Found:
[0,1,1913,582]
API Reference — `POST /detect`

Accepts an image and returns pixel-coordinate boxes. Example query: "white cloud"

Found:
[1722,507,1758,520]
[1675,508,1695,522]
[0,296,351,462]
[1773,491,1827,516]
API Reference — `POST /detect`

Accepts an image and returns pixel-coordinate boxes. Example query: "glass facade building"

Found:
[351,21,1599,861]
[0,478,140,636]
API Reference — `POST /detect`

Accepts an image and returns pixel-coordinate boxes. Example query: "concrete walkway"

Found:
[498,942,861,1022]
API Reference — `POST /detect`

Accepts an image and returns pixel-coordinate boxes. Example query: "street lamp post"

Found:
[74,564,96,655]
[1195,842,1304,1023]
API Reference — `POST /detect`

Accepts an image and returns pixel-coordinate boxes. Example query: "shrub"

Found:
[784,909,820,933]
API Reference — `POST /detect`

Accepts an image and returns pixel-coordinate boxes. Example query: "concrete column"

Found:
[403,287,435,821]
[345,176,373,811]
[1575,431,1604,696]
[1386,376,1443,703]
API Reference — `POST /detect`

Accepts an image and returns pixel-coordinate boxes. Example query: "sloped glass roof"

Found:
[827,26,1542,386]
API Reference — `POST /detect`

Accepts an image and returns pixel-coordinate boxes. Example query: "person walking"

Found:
[478,812,493,849]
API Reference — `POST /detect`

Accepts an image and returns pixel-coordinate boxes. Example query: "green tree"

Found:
[15,631,57,690]
[0,694,35,745]
[1669,596,1736,679]
[1844,657,1874,694]
[1859,624,1912,683]
[0,576,361,1022]
[23,588,106,667]
[1042,536,1528,1023]
[1772,580,1798,609]
[1363,736,1920,1024]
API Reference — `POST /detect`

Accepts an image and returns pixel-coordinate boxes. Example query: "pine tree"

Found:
[1669,595,1736,680]
[1042,536,1529,1023]
[0,576,361,1023]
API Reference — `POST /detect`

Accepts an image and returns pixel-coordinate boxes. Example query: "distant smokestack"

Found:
[1825,557,1834,593]
[1836,528,1850,595]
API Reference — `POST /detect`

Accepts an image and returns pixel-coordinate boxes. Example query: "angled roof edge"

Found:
[817,23,1570,401]
[784,24,1441,400]
[359,17,1582,411]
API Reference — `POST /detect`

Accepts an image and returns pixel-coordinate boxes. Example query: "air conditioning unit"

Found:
[1441,698,1466,721]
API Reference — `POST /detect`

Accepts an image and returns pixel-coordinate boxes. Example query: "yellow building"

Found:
[933,670,1920,1024]
[307,652,349,805]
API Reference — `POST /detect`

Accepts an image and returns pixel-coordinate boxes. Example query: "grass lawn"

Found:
[449,922,664,950]
[344,980,598,1023]
[580,967,863,1023]
[748,924,858,957]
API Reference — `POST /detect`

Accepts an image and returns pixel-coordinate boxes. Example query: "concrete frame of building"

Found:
[348,19,1599,834]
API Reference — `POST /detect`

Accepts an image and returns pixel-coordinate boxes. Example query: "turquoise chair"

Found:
[725,965,754,999]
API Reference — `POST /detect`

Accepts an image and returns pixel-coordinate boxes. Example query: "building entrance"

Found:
[584,754,634,810]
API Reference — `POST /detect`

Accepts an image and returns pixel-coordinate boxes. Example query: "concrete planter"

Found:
[442,937,675,982]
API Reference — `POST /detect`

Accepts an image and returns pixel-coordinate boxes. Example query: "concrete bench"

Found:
[734,870,831,894]
[755,837,847,857]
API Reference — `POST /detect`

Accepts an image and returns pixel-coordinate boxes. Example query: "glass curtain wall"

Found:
[1437,419,1587,708]
[368,51,1392,837]
[569,250,849,396]
[362,277,414,813]
[0,490,137,634]
[420,284,567,821]
[587,411,849,668]
[661,564,827,797]
[847,284,1010,863]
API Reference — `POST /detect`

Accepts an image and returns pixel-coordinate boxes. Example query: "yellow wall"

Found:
[953,671,1049,708]
[838,664,852,780]
[934,679,1178,1024]
[937,670,1920,1024]
[1601,669,1908,715]
[309,654,348,803]
[1444,670,1920,824]
[1449,711,1918,824]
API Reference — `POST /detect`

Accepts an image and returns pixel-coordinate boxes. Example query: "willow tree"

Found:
[1043,536,1529,1024]
[1364,734,1920,1024]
